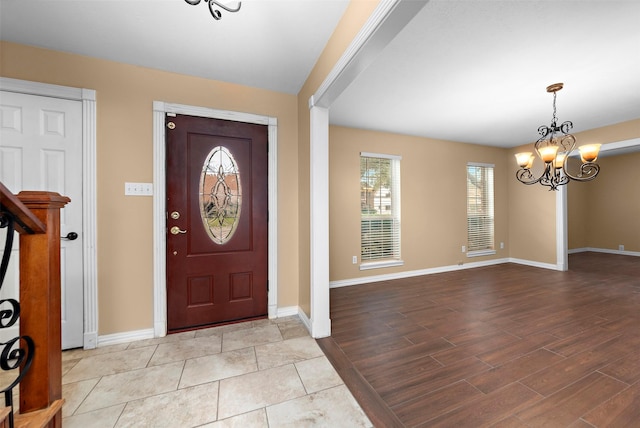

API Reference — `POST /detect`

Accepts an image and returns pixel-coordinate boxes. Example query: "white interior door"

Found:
[0,90,84,349]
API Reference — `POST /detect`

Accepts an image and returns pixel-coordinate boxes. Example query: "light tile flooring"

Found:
[60,317,372,428]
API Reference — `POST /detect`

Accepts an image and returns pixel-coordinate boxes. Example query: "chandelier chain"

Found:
[551,91,558,126]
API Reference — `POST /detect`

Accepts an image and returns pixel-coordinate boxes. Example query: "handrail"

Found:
[0,182,69,428]
[0,183,38,428]
[0,182,45,235]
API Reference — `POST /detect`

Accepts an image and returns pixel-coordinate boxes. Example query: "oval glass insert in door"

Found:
[199,146,242,244]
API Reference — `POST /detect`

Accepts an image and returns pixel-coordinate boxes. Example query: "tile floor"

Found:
[60,316,371,428]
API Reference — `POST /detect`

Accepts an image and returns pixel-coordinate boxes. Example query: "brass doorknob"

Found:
[170,226,187,235]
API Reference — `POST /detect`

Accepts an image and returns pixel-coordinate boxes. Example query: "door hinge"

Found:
[267,280,269,292]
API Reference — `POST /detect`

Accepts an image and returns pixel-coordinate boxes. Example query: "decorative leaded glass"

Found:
[200,146,242,244]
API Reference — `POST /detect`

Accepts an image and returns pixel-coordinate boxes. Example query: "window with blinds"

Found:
[360,153,402,268]
[467,163,495,256]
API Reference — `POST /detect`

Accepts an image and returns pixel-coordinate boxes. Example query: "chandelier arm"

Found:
[563,162,600,182]
[516,170,540,185]
[538,166,566,191]
[208,1,242,20]
[533,127,556,158]
[210,1,242,13]
[537,125,552,139]
[185,0,242,20]
[558,132,576,154]
[515,166,545,186]
[558,120,574,135]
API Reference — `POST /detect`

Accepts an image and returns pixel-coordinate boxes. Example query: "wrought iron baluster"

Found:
[0,211,36,428]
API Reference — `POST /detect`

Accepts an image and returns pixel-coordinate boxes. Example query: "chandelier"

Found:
[185,0,242,21]
[515,83,601,190]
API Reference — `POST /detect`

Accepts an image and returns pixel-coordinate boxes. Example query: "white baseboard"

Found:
[100,247,636,345]
[568,247,589,254]
[84,331,98,350]
[98,328,155,347]
[276,306,300,318]
[569,247,640,257]
[297,308,312,334]
[329,250,639,290]
[97,307,301,348]
[330,258,509,288]
[508,258,559,271]
[328,254,600,288]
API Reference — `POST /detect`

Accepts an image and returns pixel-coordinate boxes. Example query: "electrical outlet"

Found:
[461,245,466,253]
[619,244,625,251]
[500,242,504,249]
[352,256,358,264]
[125,182,153,196]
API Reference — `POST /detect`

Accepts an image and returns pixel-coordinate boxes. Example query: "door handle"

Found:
[61,232,79,240]
[170,226,187,235]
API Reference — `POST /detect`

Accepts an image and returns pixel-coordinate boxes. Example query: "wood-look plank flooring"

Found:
[318,252,640,427]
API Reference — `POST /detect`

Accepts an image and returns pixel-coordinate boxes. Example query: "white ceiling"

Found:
[1,0,639,148]
[0,0,350,94]
[330,0,640,147]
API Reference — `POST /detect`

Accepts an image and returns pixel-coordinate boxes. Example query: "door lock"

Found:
[170,226,187,235]
[170,211,180,220]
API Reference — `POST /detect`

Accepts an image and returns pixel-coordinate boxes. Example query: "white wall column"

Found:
[309,105,331,338]
[556,185,568,271]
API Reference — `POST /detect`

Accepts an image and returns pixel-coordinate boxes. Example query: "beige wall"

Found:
[328,118,639,280]
[569,150,640,252]
[507,144,558,265]
[329,126,509,281]
[296,1,381,316]
[567,175,590,249]
[1,41,300,335]
[573,119,640,147]
[568,120,640,251]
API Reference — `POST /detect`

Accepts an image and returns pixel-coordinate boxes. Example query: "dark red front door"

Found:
[165,114,268,332]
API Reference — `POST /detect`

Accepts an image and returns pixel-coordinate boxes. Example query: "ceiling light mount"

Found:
[515,83,601,190]
[185,0,242,21]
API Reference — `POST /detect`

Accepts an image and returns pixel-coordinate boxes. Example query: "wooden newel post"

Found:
[17,191,70,420]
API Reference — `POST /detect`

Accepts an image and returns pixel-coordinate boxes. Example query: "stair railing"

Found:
[0,182,69,428]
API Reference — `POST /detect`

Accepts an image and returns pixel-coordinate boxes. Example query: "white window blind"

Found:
[467,163,495,256]
[360,153,401,264]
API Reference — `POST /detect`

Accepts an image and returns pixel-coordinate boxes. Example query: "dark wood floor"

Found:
[318,252,640,427]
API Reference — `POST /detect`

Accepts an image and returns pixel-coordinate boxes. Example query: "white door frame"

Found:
[152,102,278,337]
[307,0,429,338]
[0,77,98,349]
[558,137,640,270]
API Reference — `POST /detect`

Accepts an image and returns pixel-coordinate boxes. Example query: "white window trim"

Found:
[467,249,496,258]
[360,259,404,271]
[360,152,402,269]
[360,151,402,161]
[467,162,495,258]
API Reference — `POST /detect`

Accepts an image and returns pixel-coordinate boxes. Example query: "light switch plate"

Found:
[125,182,153,196]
